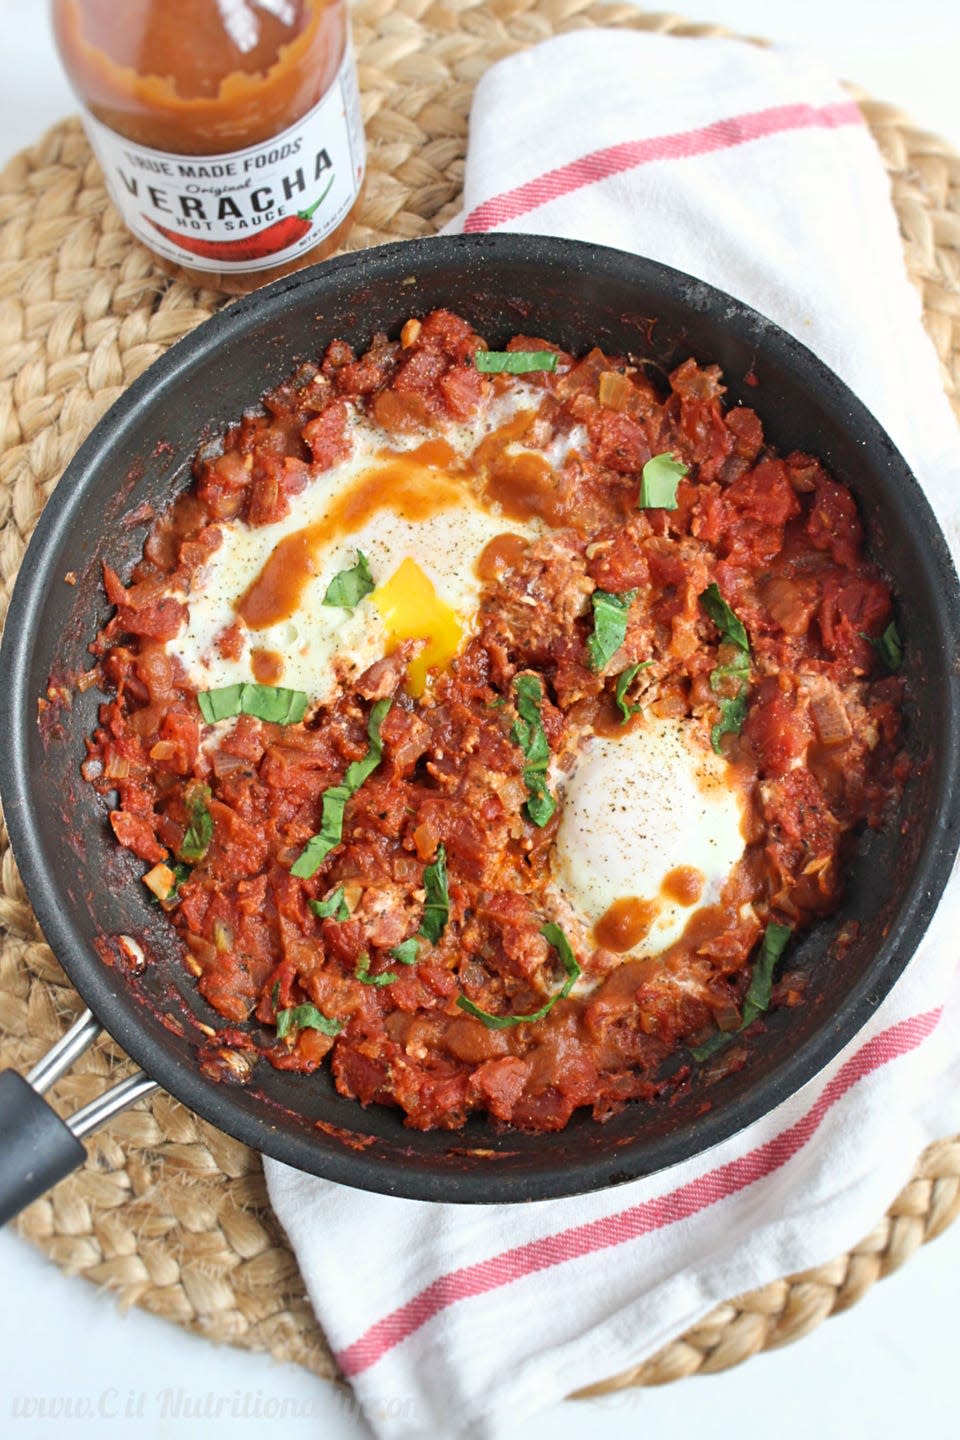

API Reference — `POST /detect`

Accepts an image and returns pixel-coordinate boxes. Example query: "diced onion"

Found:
[598,371,634,412]
[142,862,175,900]
[212,920,234,952]
[811,693,852,747]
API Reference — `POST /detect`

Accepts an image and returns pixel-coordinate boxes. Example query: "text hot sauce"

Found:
[52,0,365,293]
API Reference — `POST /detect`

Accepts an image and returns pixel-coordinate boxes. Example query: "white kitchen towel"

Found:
[266,30,960,1440]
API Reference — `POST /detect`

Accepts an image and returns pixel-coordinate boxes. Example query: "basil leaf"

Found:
[322,551,375,609]
[689,1029,734,1062]
[456,923,581,1029]
[355,954,397,987]
[290,784,350,879]
[275,1002,342,1040]
[177,783,213,863]
[197,684,243,723]
[456,994,555,1030]
[291,699,392,878]
[710,650,751,689]
[523,773,556,827]
[614,661,650,722]
[512,675,550,766]
[419,843,450,944]
[710,692,750,753]
[587,589,636,672]
[880,621,903,672]
[691,922,792,1061]
[474,350,558,374]
[343,696,391,790]
[539,923,582,994]
[511,674,556,827]
[708,648,751,751]
[390,938,420,966]
[863,620,903,673]
[742,922,793,1027]
[197,682,308,726]
[165,861,191,902]
[310,886,349,921]
[700,583,750,652]
[638,452,688,509]
[701,585,751,753]
[239,684,309,725]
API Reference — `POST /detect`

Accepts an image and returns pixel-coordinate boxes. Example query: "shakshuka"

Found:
[79,309,907,1132]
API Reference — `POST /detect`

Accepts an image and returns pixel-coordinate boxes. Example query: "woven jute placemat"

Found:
[2,0,960,1398]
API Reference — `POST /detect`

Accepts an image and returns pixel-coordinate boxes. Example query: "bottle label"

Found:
[80,47,365,275]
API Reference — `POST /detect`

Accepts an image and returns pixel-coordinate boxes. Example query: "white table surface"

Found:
[2,1,959,1436]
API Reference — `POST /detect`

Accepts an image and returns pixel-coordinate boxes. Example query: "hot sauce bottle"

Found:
[52,0,365,293]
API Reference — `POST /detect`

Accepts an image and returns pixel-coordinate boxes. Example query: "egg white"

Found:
[164,390,555,704]
[550,717,748,958]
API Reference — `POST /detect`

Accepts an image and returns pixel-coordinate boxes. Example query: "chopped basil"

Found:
[390,938,421,966]
[540,922,580,982]
[456,923,581,1030]
[310,886,349,921]
[474,350,558,374]
[275,1002,342,1040]
[511,674,556,827]
[710,692,750,750]
[522,772,555,828]
[342,697,392,790]
[700,583,750,652]
[709,648,751,750]
[290,786,350,880]
[355,953,397,987]
[864,620,903,673]
[177,783,213,863]
[587,589,636,672]
[613,661,651,723]
[741,922,793,1027]
[419,844,450,944]
[197,682,308,726]
[700,584,751,753]
[690,922,793,1061]
[638,452,688,510]
[455,996,550,1030]
[688,1026,735,1062]
[290,699,392,879]
[197,684,243,723]
[321,551,375,609]
[165,861,191,902]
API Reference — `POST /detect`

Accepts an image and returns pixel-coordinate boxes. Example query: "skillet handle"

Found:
[0,1008,158,1225]
[0,1070,87,1224]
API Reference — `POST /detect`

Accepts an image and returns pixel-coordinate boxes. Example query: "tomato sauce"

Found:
[594,898,659,953]
[80,309,906,1133]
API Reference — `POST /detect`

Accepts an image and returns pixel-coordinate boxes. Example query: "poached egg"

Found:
[166,398,548,702]
[551,716,748,958]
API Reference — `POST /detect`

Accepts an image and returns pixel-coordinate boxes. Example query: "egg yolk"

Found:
[371,557,463,696]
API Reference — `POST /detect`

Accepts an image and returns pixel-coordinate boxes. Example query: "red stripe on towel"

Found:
[462,100,862,232]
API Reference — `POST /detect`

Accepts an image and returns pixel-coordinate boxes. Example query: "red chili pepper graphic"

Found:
[146,174,335,263]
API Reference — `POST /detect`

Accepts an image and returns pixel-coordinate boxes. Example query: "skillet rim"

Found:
[2,231,959,1203]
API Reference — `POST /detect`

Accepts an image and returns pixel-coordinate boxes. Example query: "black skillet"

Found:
[1,233,959,1219]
